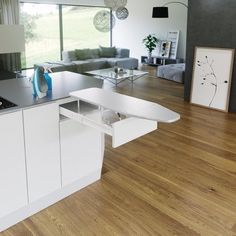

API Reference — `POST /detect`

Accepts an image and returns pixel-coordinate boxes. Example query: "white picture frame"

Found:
[158,40,171,58]
[166,30,179,59]
[190,47,234,112]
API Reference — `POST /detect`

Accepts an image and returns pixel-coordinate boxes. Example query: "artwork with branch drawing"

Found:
[190,47,234,112]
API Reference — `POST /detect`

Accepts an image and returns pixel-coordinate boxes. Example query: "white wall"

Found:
[112,0,188,61]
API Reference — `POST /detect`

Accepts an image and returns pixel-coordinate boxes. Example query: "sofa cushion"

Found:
[90,48,100,58]
[62,50,77,62]
[99,46,116,58]
[83,59,108,72]
[71,60,87,73]
[72,58,108,73]
[116,48,130,58]
[75,48,93,60]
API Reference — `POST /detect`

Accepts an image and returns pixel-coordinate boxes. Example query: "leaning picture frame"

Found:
[190,47,235,112]
[166,30,179,59]
[158,40,172,58]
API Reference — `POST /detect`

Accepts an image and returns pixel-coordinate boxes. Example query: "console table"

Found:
[141,56,184,66]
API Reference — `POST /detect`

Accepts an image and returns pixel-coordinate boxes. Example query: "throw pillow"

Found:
[99,46,116,58]
[75,49,92,60]
[90,48,100,58]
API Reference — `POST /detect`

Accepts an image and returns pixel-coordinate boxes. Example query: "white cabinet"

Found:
[0,111,28,218]
[60,119,104,186]
[23,103,61,202]
[0,87,180,232]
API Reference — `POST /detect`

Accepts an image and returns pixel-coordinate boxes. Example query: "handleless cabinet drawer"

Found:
[59,101,157,148]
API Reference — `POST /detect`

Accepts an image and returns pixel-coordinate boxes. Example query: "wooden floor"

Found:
[3,66,236,236]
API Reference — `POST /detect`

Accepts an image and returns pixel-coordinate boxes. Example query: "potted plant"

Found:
[142,34,158,63]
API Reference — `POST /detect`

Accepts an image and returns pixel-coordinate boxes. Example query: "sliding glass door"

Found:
[20,3,111,69]
[20,3,60,68]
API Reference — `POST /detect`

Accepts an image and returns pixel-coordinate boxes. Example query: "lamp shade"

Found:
[0,25,25,53]
[152,7,169,18]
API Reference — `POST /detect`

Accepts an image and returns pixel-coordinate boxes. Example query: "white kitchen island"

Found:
[0,71,180,232]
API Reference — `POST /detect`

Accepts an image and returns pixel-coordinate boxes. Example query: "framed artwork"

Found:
[190,47,235,112]
[159,41,171,58]
[166,30,179,59]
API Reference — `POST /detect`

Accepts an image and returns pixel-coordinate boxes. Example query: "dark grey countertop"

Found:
[0,70,16,80]
[0,71,103,114]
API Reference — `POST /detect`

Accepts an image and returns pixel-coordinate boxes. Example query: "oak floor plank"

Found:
[102,166,235,236]
[88,178,199,236]
[103,152,236,235]
[105,136,236,217]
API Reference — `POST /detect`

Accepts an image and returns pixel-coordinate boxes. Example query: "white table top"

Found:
[86,68,148,80]
[70,88,180,123]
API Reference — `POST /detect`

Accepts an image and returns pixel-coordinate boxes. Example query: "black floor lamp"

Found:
[152,1,188,18]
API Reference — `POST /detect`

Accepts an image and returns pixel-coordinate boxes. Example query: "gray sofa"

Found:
[35,47,139,74]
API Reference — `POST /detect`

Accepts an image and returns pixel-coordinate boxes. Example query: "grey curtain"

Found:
[0,0,21,72]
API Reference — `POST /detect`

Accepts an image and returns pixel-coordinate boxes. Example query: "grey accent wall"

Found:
[185,0,236,112]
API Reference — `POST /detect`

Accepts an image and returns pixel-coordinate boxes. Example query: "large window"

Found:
[20,3,111,69]
[63,6,110,50]
[20,3,60,68]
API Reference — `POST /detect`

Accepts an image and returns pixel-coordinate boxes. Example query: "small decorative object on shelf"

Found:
[118,68,127,75]
[114,63,118,73]
[142,34,158,63]
[129,67,133,75]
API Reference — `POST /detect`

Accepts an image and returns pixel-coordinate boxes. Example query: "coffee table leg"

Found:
[97,75,139,86]
[105,77,127,86]
[128,75,137,83]
[128,74,147,83]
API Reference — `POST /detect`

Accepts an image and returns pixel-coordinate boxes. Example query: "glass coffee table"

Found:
[86,68,148,86]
